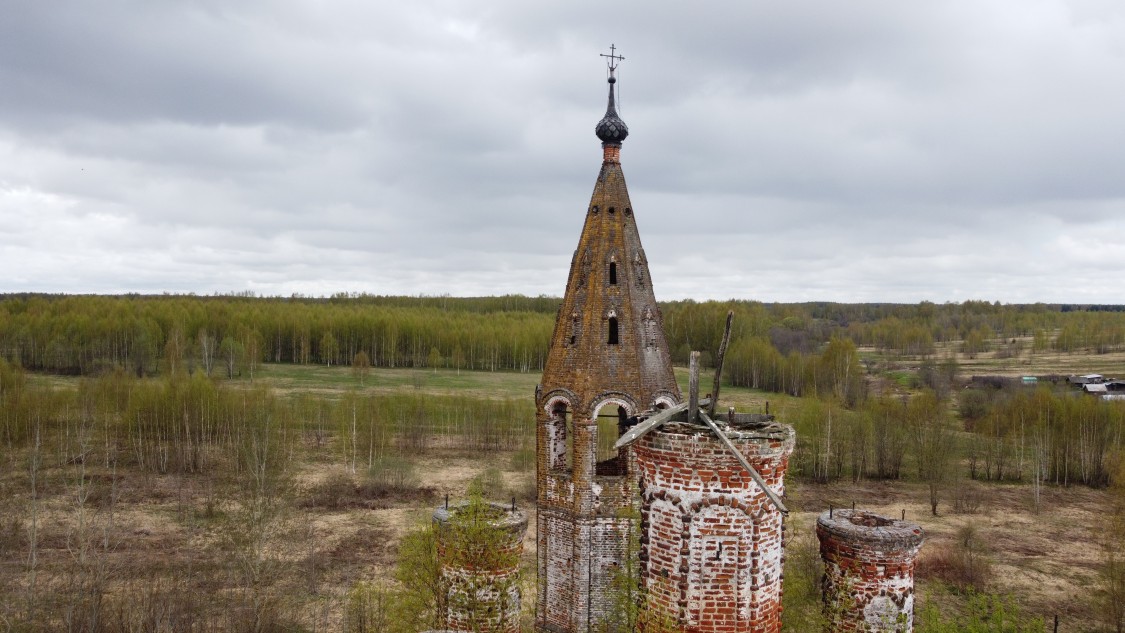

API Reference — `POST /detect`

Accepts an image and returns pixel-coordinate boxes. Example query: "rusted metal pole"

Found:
[708,311,734,418]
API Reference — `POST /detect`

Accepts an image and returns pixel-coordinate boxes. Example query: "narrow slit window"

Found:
[608,317,619,345]
[609,262,617,285]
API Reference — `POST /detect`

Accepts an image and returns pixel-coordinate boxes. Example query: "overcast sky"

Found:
[3,1,1124,303]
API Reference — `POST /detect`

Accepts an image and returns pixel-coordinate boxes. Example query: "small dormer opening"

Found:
[608,317,619,345]
[608,207,616,215]
[609,262,617,285]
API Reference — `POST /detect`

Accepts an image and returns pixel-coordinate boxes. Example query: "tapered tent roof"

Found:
[537,69,680,417]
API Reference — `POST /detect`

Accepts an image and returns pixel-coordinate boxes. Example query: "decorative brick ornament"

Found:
[816,509,924,632]
[633,415,795,633]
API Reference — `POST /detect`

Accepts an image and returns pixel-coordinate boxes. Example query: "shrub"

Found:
[369,455,419,491]
[958,389,992,423]
[781,528,827,631]
[508,448,535,472]
[916,590,1044,632]
[344,582,395,633]
[951,483,985,515]
[916,523,992,591]
[0,515,23,554]
[471,467,505,497]
[301,473,361,510]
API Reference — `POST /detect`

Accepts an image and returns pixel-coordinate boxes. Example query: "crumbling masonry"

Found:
[434,501,529,633]
[816,509,924,632]
[633,414,794,632]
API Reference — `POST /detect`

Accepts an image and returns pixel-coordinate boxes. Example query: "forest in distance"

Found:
[5,292,1125,377]
[1,292,1125,631]
[3,291,1125,492]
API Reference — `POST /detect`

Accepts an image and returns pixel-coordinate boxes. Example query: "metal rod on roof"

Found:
[698,410,788,515]
[708,311,734,418]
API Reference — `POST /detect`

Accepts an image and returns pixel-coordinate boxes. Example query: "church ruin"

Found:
[534,49,798,633]
[531,46,931,633]
[534,46,682,633]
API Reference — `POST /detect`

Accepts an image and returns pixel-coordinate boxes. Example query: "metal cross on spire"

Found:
[600,44,625,75]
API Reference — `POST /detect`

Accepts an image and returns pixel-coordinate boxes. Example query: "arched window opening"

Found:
[608,317,619,345]
[547,401,574,472]
[596,405,632,476]
[609,262,617,285]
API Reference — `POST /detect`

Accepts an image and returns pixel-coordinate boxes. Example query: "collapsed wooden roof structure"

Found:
[615,311,791,514]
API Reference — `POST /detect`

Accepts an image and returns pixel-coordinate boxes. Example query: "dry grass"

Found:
[14,447,1105,628]
[255,363,543,401]
[0,437,539,631]
[3,359,1119,629]
[861,336,1125,380]
[789,478,1109,629]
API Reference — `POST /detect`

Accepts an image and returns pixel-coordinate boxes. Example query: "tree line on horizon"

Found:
[2,293,1123,390]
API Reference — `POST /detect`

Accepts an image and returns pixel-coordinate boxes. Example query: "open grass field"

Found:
[863,336,1125,380]
[1,349,1122,631]
[254,363,543,401]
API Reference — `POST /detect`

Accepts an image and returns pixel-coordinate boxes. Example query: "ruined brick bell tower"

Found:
[536,47,681,633]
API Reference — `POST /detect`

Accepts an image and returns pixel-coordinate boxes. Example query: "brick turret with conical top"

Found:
[535,47,681,633]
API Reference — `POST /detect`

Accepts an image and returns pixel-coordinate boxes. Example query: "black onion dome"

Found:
[595,77,629,144]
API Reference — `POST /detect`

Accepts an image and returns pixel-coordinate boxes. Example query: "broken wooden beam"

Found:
[613,398,711,450]
[708,310,734,418]
[698,410,789,515]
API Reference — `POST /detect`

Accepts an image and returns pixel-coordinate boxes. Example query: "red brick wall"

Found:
[634,421,795,633]
[816,510,924,632]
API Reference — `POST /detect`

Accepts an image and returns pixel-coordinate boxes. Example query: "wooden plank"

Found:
[613,398,711,450]
[698,410,789,515]
[708,310,734,418]
[688,351,700,424]
[614,402,686,449]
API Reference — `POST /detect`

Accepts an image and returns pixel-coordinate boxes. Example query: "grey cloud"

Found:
[2,0,1125,302]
